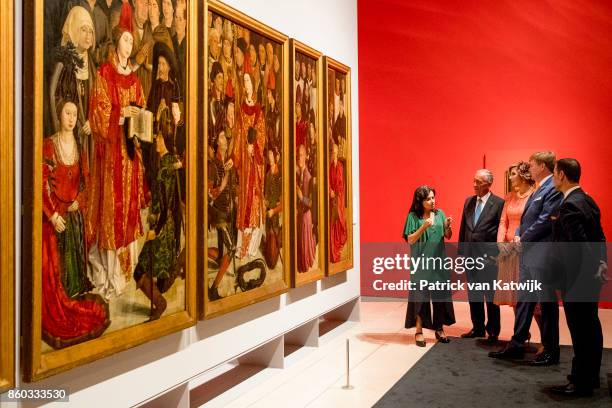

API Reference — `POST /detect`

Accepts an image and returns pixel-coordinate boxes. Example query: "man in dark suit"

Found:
[489,151,563,365]
[546,158,608,397]
[459,169,504,343]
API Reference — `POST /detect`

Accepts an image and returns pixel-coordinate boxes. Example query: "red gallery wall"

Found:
[358,0,612,302]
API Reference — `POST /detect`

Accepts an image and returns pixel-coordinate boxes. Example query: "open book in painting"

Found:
[128,108,154,143]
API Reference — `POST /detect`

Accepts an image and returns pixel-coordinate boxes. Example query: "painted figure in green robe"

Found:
[133,106,183,321]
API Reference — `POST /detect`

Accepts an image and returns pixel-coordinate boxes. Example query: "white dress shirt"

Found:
[476,191,491,208]
[563,185,581,200]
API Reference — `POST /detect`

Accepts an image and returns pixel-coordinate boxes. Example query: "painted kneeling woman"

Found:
[133,107,183,321]
[42,100,110,349]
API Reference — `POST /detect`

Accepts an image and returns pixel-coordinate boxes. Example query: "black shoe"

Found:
[482,335,498,345]
[547,383,593,397]
[208,286,221,301]
[460,329,486,338]
[415,332,426,347]
[567,375,600,389]
[488,344,524,360]
[435,331,450,343]
[528,351,560,366]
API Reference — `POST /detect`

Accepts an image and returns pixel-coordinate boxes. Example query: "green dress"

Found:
[403,209,456,330]
[402,210,449,283]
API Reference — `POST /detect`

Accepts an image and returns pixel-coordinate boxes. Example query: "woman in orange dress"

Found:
[496,162,546,347]
[495,162,535,306]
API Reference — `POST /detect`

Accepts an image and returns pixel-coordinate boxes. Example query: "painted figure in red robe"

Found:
[86,20,148,300]
[234,72,265,259]
[42,100,110,349]
[329,143,347,262]
[297,145,316,272]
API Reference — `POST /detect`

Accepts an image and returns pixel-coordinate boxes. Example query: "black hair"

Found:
[556,158,581,183]
[210,61,223,82]
[55,98,86,192]
[55,99,77,128]
[308,108,316,125]
[236,37,247,54]
[53,42,84,108]
[55,98,82,146]
[409,185,436,218]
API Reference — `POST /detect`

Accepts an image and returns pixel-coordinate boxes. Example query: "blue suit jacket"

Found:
[517,176,562,271]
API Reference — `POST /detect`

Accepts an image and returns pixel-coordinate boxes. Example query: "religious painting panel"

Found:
[289,40,325,287]
[323,56,353,275]
[202,0,290,318]
[22,0,198,381]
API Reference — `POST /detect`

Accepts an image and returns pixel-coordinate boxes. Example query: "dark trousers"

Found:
[467,266,500,336]
[510,265,559,353]
[511,300,559,352]
[564,301,602,390]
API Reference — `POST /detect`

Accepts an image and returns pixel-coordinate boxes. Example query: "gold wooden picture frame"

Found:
[22,0,198,381]
[289,39,325,287]
[201,0,290,319]
[0,0,15,393]
[323,56,354,276]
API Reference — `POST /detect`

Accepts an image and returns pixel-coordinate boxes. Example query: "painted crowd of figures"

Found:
[42,0,188,349]
[294,52,320,273]
[206,11,285,299]
[327,70,349,264]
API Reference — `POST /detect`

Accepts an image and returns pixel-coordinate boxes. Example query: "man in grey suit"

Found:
[489,151,563,365]
[459,169,504,343]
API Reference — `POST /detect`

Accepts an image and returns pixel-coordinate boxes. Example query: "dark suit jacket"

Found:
[518,176,562,271]
[458,193,504,258]
[552,188,607,298]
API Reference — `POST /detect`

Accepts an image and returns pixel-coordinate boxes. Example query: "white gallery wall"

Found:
[9,0,360,407]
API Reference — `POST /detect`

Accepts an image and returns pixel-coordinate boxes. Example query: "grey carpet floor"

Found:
[374,338,611,407]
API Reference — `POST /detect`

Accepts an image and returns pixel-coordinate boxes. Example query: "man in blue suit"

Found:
[489,151,563,365]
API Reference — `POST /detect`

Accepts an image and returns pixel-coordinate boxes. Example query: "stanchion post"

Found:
[342,338,354,390]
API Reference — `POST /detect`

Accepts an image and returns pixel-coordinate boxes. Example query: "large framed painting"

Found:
[22,0,198,381]
[202,0,290,318]
[0,0,15,393]
[289,40,325,287]
[323,57,353,275]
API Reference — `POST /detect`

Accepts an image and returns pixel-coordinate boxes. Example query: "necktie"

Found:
[474,198,483,224]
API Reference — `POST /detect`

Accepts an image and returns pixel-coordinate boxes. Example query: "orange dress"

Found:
[494,191,532,305]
